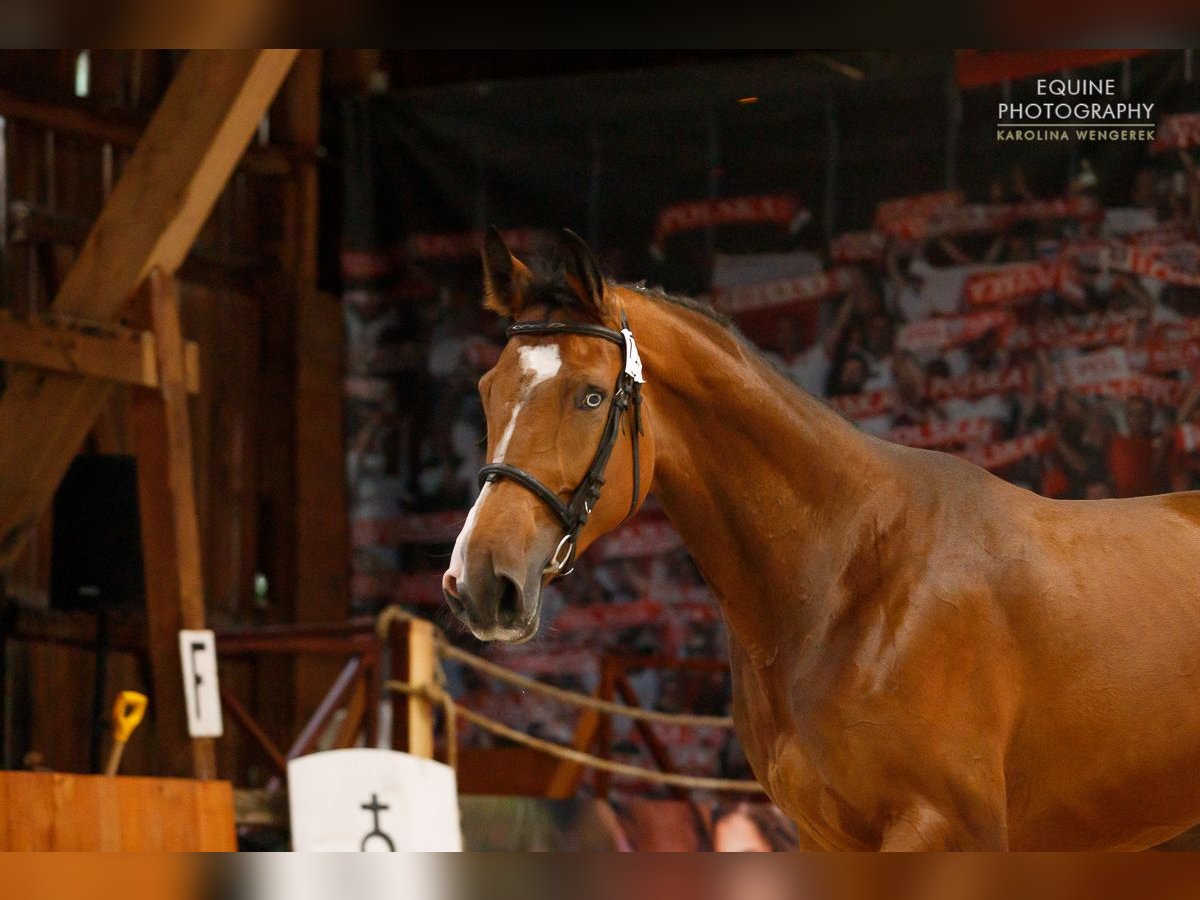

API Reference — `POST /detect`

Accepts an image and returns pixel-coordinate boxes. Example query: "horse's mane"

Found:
[522,258,732,329]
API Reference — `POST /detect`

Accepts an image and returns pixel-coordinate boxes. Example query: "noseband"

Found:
[477,312,645,578]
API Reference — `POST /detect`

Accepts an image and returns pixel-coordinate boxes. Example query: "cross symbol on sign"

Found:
[359,792,396,852]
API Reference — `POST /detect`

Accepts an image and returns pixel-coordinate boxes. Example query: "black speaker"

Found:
[50,454,145,611]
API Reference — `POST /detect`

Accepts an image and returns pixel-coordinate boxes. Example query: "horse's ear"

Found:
[559,229,608,318]
[482,226,532,317]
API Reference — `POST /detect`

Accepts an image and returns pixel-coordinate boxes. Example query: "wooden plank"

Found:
[0,772,234,850]
[196,779,236,850]
[0,310,200,392]
[0,49,298,566]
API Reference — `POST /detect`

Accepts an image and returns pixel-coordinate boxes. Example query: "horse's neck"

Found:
[626,290,897,655]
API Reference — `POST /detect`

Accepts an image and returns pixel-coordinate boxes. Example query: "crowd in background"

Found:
[344,137,1200,792]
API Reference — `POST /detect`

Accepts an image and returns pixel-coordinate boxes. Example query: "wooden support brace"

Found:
[132,270,216,780]
[0,310,200,393]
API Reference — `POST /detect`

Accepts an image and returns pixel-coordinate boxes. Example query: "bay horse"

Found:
[442,227,1200,850]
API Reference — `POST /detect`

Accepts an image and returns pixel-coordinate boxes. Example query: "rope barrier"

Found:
[439,643,736,728]
[375,605,735,728]
[376,605,763,794]
[385,678,765,794]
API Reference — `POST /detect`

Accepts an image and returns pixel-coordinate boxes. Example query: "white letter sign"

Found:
[179,629,223,738]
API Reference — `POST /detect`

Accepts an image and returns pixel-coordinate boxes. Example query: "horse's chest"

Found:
[729,651,871,849]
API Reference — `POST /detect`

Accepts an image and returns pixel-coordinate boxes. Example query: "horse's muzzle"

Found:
[442,565,541,643]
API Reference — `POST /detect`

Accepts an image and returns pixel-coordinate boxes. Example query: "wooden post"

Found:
[594,657,616,800]
[131,271,216,779]
[390,618,435,759]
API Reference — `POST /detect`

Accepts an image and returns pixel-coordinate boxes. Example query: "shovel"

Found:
[104,691,148,777]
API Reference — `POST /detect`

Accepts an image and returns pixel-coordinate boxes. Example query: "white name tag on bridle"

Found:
[621,328,645,383]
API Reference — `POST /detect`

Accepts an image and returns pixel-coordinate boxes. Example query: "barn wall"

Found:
[0,50,348,781]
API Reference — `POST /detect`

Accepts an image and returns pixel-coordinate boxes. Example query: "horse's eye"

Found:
[583,390,605,409]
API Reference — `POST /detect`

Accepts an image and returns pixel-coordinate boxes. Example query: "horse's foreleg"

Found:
[878,800,1008,851]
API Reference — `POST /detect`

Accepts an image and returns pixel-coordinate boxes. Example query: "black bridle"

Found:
[477,312,645,577]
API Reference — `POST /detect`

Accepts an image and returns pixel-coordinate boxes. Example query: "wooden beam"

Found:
[0,84,302,177]
[132,271,218,779]
[0,49,298,566]
[278,51,351,735]
[0,310,200,393]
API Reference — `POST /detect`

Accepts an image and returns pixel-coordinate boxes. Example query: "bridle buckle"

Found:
[545,533,576,577]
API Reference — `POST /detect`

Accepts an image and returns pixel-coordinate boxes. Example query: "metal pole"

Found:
[824,89,839,242]
[946,75,962,192]
[705,107,721,261]
[588,115,601,250]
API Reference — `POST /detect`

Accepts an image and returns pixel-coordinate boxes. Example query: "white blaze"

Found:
[447,344,561,580]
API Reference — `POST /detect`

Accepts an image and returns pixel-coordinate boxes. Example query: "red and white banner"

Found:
[1010,196,1102,223]
[954,431,1052,471]
[830,365,1035,422]
[964,261,1076,307]
[887,417,996,449]
[1151,318,1200,346]
[652,195,806,247]
[1006,312,1140,351]
[830,230,886,264]
[1144,339,1200,374]
[874,192,1100,243]
[897,310,1014,352]
[711,268,855,315]
[875,191,965,241]
[933,203,1012,237]
[1055,347,1132,389]
[1072,374,1191,407]
[928,364,1036,401]
[1154,112,1200,153]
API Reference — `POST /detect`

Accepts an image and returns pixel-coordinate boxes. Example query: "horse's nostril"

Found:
[496,576,521,627]
[443,587,465,618]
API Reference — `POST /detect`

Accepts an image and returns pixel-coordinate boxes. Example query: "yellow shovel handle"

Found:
[112,691,148,744]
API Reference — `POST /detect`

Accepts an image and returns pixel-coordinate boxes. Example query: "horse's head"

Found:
[442,228,655,642]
